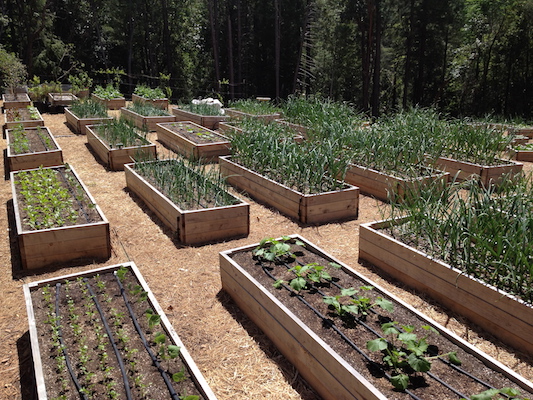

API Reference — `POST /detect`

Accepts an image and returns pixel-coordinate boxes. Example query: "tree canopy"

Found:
[1,0,532,118]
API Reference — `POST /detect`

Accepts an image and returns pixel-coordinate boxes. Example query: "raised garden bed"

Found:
[359,217,533,357]
[125,159,249,245]
[509,143,533,161]
[275,119,308,138]
[48,92,78,107]
[156,121,230,162]
[225,108,281,121]
[4,106,45,130]
[171,106,227,130]
[86,123,157,170]
[430,156,523,186]
[121,106,176,131]
[24,261,218,400]
[2,92,31,109]
[65,107,113,135]
[220,235,533,400]
[344,163,450,203]
[219,156,358,224]
[6,126,63,172]
[218,121,243,135]
[91,93,126,110]
[11,165,111,270]
[132,93,169,110]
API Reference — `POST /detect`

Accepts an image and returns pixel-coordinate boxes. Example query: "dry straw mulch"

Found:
[0,108,532,399]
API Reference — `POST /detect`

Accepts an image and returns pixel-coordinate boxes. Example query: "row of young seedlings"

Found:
[385,173,533,304]
[9,125,55,154]
[132,157,239,210]
[92,119,151,149]
[14,165,93,230]
[38,266,201,400]
[228,118,349,195]
[251,236,528,399]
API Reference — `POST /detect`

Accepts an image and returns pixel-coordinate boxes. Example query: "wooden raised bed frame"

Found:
[4,107,45,130]
[225,108,281,122]
[171,106,227,129]
[219,156,358,225]
[64,107,113,135]
[6,126,64,172]
[11,165,111,270]
[125,161,249,245]
[2,93,31,109]
[120,107,176,131]
[156,121,230,162]
[91,93,126,110]
[220,235,533,400]
[23,262,218,400]
[132,93,169,110]
[344,163,450,203]
[359,218,533,357]
[48,92,78,107]
[432,156,522,186]
[86,124,157,170]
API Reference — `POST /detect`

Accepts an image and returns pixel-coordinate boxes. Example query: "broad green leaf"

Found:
[154,332,166,344]
[172,371,187,383]
[329,262,341,269]
[375,297,394,312]
[407,353,431,372]
[167,345,181,359]
[290,277,306,291]
[273,280,285,289]
[448,351,462,366]
[367,338,388,352]
[382,322,399,336]
[390,374,409,391]
[148,314,161,329]
[499,387,521,397]
[341,287,357,297]
[470,389,500,400]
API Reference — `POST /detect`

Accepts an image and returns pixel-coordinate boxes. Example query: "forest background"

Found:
[1,0,533,118]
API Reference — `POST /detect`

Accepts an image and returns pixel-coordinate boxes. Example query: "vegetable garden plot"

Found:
[220,236,533,400]
[156,121,230,162]
[65,100,112,135]
[11,165,110,269]
[4,106,45,130]
[86,122,156,171]
[6,125,63,172]
[171,105,227,130]
[2,92,31,109]
[24,262,217,400]
[125,159,249,244]
[121,103,176,131]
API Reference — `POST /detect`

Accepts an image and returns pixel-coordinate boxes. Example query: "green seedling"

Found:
[323,286,394,318]
[274,262,335,291]
[367,321,460,391]
[253,236,305,262]
[462,387,529,400]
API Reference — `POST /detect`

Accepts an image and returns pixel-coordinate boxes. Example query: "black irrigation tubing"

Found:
[113,273,181,400]
[262,261,471,400]
[54,283,88,400]
[55,168,92,223]
[35,128,52,151]
[258,264,422,400]
[82,278,133,400]
[292,257,497,393]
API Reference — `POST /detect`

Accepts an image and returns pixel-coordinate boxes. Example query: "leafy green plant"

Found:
[134,84,166,100]
[69,98,108,118]
[127,101,171,116]
[180,102,224,116]
[461,387,530,400]
[253,236,305,263]
[93,84,122,100]
[68,70,93,93]
[274,262,337,291]
[323,286,394,318]
[366,321,460,391]
[133,158,239,210]
[93,119,150,148]
[27,76,62,103]
[229,98,281,115]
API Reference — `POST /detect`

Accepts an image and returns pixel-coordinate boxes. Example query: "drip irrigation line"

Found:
[259,264,423,400]
[263,260,470,399]
[293,258,496,393]
[83,278,133,400]
[54,283,88,400]
[56,168,91,224]
[35,128,50,151]
[114,273,180,400]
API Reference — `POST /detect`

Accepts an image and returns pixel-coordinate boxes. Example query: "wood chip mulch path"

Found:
[0,107,532,399]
